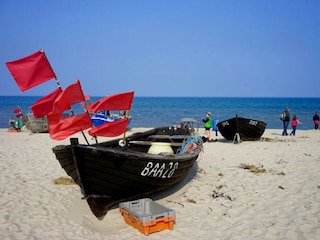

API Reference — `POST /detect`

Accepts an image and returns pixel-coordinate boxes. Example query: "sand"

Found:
[1,128,320,240]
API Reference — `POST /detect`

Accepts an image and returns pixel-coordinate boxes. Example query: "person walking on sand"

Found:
[290,114,301,136]
[313,112,319,130]
[8,117,15,129]
[202,112,214,142]
[282,107,290,136]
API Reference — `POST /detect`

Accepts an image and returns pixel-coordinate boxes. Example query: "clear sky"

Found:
[1,0,319,97]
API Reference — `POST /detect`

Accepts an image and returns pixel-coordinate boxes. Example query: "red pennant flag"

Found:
[12,108,21,113]
[49,80,85,120]
[15,113,23,118]
[12,107,23,118]
[30,87,62,118]
[87,91,134,113]
[5,50,56,91]
[85,95,91,101]
[47,80,92,140]
[48,113,92,140]
[88,118,129,137]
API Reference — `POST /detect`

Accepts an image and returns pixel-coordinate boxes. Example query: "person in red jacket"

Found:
[313,112,319,130]
[290,114,301,136]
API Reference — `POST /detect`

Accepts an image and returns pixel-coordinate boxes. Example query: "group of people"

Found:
[202,108,319,140]
[8,106,23,130]
[281,107,319,136]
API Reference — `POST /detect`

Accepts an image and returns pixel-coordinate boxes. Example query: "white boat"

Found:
[22,113,48,133]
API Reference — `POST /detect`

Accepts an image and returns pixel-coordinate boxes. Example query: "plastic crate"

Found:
[119,198,176,235]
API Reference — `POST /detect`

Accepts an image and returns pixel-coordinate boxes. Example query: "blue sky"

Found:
[1,0,320,97]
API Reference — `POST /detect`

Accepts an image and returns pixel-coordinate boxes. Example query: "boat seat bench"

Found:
[148,134,187,140]
[129,141,182,147]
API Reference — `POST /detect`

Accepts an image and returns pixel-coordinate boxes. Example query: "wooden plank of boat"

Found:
[22,113,48,133]
[129,140,182,147]
[148,134,187,141]
[73,142,200,218]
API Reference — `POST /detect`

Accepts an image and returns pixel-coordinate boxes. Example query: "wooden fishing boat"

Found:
[217,115,267,141]
[6,50,202,220]
[21,112,72,133]
[22,113,49,133]
[52,126,203,219]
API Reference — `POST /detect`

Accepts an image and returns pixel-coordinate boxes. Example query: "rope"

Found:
[178,135,203,154]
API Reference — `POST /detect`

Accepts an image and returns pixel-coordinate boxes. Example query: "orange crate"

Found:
[119,198,176,235]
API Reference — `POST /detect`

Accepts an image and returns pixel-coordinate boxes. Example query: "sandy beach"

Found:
[1,127,319,240]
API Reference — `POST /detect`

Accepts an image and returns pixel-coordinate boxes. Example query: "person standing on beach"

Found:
[290,114,301,136]
[282,107,290,136]
[202,112,213,142]
[313,112,319,130]
[8,117,15,129]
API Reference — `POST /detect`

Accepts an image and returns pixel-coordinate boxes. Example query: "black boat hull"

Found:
[52,126,202,218]
[217,116,267,141]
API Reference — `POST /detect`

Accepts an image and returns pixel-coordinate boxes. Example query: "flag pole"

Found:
[73,79,90,145]
[53,75,90,145]
[120,90,134,146]
[41,50,90,143]
[47,61,90,145]
[80,93,98,144]
[45,53,90,145]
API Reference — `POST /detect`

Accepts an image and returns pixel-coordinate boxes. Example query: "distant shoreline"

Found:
[2,128,318,135]
[1,96,320,130]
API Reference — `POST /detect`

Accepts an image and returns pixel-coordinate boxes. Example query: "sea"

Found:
[1,96,320,130]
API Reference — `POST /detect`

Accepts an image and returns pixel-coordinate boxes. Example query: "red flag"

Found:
[48,113,92,140]
[5,50,56,91]
[49,80,85,120]
[30,87,62,118]
[87,102,93,111]
[12,108,21,113]
[88,118,129,137]
[81,95,91,109]
[87,91,134,113]
[85,95,91,101]
[47,80,92,140]
[15,113,23,118]
[12,107,23,118]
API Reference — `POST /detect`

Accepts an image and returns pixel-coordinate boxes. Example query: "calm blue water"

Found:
[1,96,320,130]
